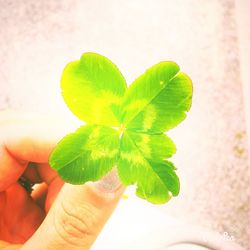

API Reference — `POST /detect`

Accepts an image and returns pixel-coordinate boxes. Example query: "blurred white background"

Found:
[0,0,249,249]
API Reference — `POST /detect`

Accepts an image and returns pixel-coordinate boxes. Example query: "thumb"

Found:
[22,170,124,250]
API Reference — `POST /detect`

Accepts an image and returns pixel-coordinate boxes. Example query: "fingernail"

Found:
[91,168,122,193]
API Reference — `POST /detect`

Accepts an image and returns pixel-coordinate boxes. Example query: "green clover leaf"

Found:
[49,52,193,204]
[49,125,120,184]
[61,52,127,126]
[121,62,192,132]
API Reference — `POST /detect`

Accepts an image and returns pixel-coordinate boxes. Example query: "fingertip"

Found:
[90,169,122,193]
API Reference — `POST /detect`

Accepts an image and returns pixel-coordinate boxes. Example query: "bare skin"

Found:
[0,111,124,250]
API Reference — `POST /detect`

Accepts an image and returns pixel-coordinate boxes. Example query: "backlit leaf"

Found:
[50,52,193,204]
[117,131,179,204]
[49,125,120,184]
[61,52,127,126]
[121,62,192,132]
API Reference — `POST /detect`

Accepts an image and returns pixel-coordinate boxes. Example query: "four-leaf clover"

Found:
[49,52,193,204]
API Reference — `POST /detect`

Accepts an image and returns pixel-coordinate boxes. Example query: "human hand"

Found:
[0,111,124,250]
